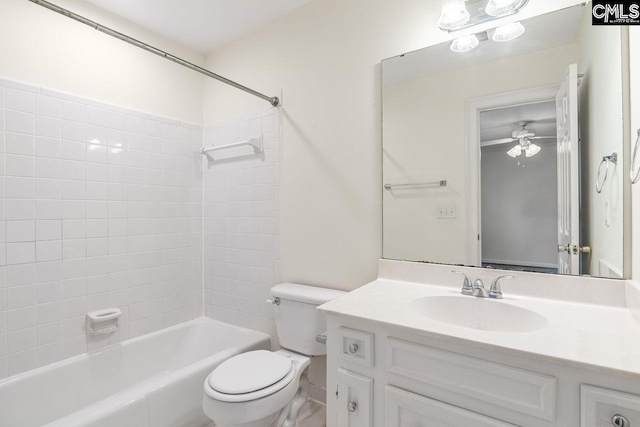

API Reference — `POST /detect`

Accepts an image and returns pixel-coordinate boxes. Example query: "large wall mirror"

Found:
[382,3,631,279]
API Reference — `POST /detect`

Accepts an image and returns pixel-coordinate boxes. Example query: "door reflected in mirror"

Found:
[382,2,630,279]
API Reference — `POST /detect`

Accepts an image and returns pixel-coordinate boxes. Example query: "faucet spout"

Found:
[472,279,489,298]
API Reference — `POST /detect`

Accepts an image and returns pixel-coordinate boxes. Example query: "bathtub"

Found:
[0,318,270,427]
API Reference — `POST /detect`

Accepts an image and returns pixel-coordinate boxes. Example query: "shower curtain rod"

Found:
[27,0,280,107]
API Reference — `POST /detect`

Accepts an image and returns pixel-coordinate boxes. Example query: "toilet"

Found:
[202,283,345,427]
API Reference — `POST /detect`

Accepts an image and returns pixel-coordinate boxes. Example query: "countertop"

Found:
[318,278,640,377]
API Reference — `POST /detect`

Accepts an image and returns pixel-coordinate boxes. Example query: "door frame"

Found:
[465,85,560,266]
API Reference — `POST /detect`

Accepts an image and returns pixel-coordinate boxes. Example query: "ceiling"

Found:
[480,100,556,144]
[83,0,314,54]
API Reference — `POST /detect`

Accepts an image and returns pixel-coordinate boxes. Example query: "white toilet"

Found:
[202,283,345,427]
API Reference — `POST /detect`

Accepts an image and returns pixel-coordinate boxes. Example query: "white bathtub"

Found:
[0,318,270,427]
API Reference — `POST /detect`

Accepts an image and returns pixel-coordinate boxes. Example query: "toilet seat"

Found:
[205,350,296,403]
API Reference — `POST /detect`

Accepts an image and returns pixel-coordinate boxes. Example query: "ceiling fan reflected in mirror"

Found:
[483,121,555,162]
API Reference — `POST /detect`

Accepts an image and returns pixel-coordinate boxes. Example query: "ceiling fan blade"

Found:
[529,136,556,140]
[481,137,516,147]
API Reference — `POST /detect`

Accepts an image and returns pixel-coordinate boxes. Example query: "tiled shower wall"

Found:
[203,108,283,347]
[0,78,203,378]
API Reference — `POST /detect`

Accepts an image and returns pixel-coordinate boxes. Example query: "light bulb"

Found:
[438,0,471,30]
[486,0,523,17]
[492,22,525,42]
[507,145,522,158]
[450,34,479,53]
[525,144,541,157]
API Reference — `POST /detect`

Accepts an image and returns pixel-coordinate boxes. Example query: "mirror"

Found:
[382,3,630,278]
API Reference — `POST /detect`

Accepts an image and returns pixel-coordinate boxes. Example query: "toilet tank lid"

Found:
[271,283,346,305]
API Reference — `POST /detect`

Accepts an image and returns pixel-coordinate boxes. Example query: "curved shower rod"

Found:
[27,0,281,107]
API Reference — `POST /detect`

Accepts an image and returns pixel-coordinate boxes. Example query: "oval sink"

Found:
[410,296,548,333]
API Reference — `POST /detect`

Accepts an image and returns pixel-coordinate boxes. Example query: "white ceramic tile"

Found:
[7,285,36,310]
[35,200,61,220]
[35,136,61,159]
[7,242,36,265]
[36,220,61,241]
[62,140,85,161]
[6,200,35,221]
[7,306,36,331]
[35,116,61,138]
[5,132,34,156]
[5,177,35,199]
[36,281,62,304]
[35,157,61,178]
[6,154,35,177]
[61,101,85,122]
[62,121,85,142]
[36,241,62,262]
[35,95,62,118]
[62,220,85,239]
[35,179,62,200]
[6,221,35,243]
[5,88,35,114]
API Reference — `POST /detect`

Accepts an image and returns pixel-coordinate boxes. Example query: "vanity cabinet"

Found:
[325,315,640,427]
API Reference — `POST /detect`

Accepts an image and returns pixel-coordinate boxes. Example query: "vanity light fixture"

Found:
[438,0,471,31]
[485,0,526,17]
[450,34,480,53]
[492,21,525,42]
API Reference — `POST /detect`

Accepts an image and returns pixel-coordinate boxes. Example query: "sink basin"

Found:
[409,296,548,333]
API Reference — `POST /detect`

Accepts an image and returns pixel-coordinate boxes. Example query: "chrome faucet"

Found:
[451,270,473,295]
[489,275,515,299]
[472,279,489,298]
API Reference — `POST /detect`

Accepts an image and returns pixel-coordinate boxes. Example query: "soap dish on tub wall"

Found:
[86,308,122,335]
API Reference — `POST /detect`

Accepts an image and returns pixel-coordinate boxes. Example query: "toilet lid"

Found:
[208,350,293,395]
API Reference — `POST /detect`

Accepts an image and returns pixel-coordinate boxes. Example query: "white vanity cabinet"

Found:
[325,315,640,427]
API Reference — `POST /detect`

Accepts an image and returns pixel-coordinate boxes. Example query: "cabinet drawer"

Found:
[386,385,518,427]
[581,385,640,427]
[386,337,557,421]
[338,327,374,367]
[337,368,373,427]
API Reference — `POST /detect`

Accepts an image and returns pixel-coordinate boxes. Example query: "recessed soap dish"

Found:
[86,308,122,335]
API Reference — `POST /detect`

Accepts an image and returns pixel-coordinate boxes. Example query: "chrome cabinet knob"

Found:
[612,415,630,427]
[347,401,358,412]
[348,343,359,354]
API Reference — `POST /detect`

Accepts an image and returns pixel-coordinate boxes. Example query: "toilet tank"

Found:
[271,283,346,356]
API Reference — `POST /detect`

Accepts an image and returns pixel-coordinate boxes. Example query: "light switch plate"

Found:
[438,205,457,219]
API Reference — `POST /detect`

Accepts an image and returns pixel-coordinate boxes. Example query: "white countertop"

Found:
[319,278,640,377]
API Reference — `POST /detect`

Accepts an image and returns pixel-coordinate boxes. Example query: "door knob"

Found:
[347,401,358,412]
[612,414,630,427]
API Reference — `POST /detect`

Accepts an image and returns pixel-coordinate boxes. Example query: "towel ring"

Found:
[596,152,617,194]
[631,129,640,184]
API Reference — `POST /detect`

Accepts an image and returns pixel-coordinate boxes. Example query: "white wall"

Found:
[382,44,577,264]
[577,10,626,278]
[202,0,583,291]
[0,0,205,124]
[481,143,558,269]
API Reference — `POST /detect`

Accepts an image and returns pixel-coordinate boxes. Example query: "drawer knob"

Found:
[613,415,630,427]
[348,343,359,354]
[347,401,358,413]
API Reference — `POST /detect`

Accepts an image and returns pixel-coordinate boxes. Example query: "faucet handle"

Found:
[489,275,515,299]
[451,270,473,295]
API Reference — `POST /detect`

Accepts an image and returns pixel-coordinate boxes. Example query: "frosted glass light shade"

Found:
[450,34,479,53]
[438,0,471,30]
[507,145,522,158]
[525,144,541,157]
[486,0,523,17]
[492,22,525,42]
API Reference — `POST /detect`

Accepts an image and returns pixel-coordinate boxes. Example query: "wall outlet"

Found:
[438,205,457,219]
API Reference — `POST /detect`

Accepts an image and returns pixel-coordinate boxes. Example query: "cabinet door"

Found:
[582,385,640,426]
[386,386,518,427]
[337,368,373,427]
